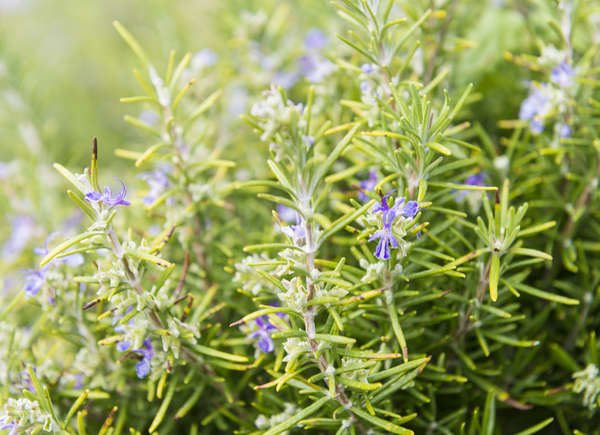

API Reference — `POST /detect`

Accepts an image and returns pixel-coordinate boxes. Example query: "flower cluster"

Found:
[132,338,154,379]
[369,193,419,260]
[248,316,278,353]
[0,398,57,434]
[519,56,575,137]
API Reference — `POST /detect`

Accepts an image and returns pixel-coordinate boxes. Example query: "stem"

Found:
[302,215,354,414]
[424,0,457,84]
[455,259,490,340]
[564,291,593,350]
[162,99,211,286]
[384,268,408,361]
[546,155,600,283]
[106,226,164,330]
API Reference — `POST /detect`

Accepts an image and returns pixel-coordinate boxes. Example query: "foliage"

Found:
[1,0,600,433]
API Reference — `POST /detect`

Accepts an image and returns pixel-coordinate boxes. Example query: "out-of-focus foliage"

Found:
[1,0,600,433]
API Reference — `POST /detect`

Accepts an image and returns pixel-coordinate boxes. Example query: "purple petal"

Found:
[557,123,571,138]
[304,29,328,51]
[136,358,151,379]
[117,340,131,352]
[368,230,383,242]
[85,191,102,202]
[388,232,399,248]
[375,238,390,260]
[256,334,274,353]
[401,201,418,219]
[464,173,485,186]
[24,270,45,297]
[550,61,575,87]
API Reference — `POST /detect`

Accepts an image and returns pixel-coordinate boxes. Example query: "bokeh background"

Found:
[0,0,335,166]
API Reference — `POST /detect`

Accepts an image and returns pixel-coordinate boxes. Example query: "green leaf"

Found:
[148,376,177,433]
[125,249,173,269]
[319,199,374,244]
[113,21,150,65]
[64,390,89,429]
[481,331,539,347]
[340,350,403,360]
[66,190,96,219]
[314,334,356,345]
[174,384,205,419]
[351,407,413,435]
[481,391,496,435]
[53,163,87,194]
[191,344,248,363]
[509,247,552,261]
[489,254,500,302]
[515,418,554,435]
[313,123,361,186]
[267,159,295,192]
[338,376,381,391]
[40,231,105,266]
[368,357,430,382]
[510,282,579,305]
[264,396,330,435]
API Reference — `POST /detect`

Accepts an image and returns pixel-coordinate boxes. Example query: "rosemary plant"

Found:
[0,0,599,433]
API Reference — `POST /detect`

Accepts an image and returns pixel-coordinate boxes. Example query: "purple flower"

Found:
[273,70,299,89]
[24,269,46,298]
[117,340,131,352]
[456,173,486,201]
[23,235,84,298]
[360,81,372,94]
[249,316,278,353]
[369,194,418,260]
[16,369,35,393]
[133,338,153,379]
[191,48,218,71]
[279,206,306,244]
[361,63,377,75]
[465,173,485,186]
[2,216,37,261]
[113,306,134,352]
[140,167,171,205]
[73,373,84,390]
[519,84,551,134]
[277,204,299,223]
[297,55,335,83]
[358,170,378,201]
[139,110,159,127]
[401,201,419,219]
[0,416,18,434]
[557,123,571,138]
[85,182,131,207]
[304,29,328,51]
[550,61,575,88]
[369,226,399,260]
[281,220,306,244]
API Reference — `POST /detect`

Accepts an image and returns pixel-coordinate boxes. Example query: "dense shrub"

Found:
[1,0,599,433]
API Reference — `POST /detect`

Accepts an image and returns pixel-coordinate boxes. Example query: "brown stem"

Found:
[174,250,191,298]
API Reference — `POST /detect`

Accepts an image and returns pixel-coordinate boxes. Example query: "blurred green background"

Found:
[0,0,332,167]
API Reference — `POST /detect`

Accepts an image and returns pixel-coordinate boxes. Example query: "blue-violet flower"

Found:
[133,338,153,379]
[85,182,131,207]
[249,316,278,353]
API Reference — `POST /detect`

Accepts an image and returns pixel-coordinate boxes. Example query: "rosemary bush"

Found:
[1,0,599,433]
